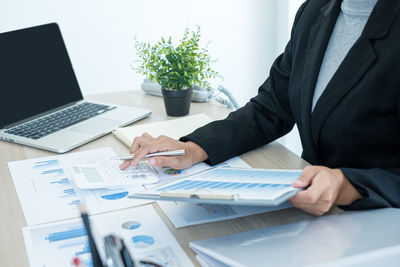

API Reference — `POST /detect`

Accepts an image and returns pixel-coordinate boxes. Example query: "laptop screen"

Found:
[0,23,83,128]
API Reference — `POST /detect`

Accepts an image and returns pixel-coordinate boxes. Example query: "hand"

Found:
[290,166,362,216]
[119,133,208,170]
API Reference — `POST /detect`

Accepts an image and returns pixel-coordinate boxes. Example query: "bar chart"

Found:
[24,219,93,267]
[154,168,303,201]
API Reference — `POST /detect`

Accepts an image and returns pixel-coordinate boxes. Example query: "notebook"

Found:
[113,113,213,147]
[129,167,303,206]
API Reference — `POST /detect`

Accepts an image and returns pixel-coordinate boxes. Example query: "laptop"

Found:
[0,23,151,153]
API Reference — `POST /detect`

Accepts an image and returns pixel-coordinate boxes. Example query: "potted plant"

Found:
[134,26,219,116]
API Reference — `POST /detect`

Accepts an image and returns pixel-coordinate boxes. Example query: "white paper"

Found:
[93,205,194,267]
[158,201,291,228]
[147,155,251,189]
[155,156,292,228]
[8,147,151,225]
[23,205,194,267]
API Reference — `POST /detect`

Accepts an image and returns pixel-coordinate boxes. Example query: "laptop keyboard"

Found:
[5,102,116,140]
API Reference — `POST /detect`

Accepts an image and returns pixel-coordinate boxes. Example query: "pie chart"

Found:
[132,235,155,248]
[100,190,129,200]
[121,221,141,230]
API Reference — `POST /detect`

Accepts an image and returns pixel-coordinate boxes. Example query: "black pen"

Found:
[80,203,103,267]
[119,239,134,267]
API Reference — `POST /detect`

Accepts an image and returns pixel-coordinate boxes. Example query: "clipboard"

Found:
[129,167,303,206]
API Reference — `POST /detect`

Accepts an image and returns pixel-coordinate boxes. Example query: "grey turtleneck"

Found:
[311,0,378,112]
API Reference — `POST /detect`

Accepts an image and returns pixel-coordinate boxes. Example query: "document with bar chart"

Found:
[130,167,303,206]
[22,205,193,267]
[8,147,151,225]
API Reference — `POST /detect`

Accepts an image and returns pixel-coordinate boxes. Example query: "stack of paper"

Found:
[190,208,400,267]
[23,205,194,267]
[113,113,213,147]
[156,157,292,228]
[8,147,196,266]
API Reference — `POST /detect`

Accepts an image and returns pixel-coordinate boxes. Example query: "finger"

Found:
[290,175,329,205]
[148,156,190,169]
[130,134,156,154]
[130,136,145,154]
[141,132,153,140]
[119,160,131,170]
[292,166,321,188]
[131,142,176,166]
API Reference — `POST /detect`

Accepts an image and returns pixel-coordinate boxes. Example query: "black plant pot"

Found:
[161,87,193,116]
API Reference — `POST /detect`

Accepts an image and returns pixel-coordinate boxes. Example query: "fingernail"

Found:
[148,158,156,166]
[293,180,305,187]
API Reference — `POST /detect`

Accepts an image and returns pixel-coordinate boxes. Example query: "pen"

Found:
[104,235,124,267]
[119,239,133,267]
[80,203,103,267]
[110,149,185,160]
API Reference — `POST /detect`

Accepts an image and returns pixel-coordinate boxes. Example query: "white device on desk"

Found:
[0,23,151,153]
[70,162,159,189]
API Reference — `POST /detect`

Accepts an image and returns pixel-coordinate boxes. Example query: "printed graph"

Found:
[32,160,81,208]
[99,189,129,200]
[27,221,93,267]
[132,235,155,248]
[121,221,141,230]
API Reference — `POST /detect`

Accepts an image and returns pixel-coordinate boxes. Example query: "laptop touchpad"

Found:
[70,118,121,134]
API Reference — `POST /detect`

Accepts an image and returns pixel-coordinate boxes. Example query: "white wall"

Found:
[1,0,288,106]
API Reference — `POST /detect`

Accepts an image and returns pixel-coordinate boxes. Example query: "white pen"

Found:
[110,149,186,160]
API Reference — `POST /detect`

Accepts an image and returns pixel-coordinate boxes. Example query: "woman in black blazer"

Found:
[121,0,400,215]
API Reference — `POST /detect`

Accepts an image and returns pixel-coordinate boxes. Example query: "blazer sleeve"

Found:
[340,168,400,209]
[180,2,310,165]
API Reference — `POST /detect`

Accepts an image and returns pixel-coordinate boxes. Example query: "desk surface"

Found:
[0,90,313,267]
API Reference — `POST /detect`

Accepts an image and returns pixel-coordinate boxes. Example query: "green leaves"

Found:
[133,26,220,90]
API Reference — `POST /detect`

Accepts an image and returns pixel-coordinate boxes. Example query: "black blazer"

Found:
[182,0,400,210]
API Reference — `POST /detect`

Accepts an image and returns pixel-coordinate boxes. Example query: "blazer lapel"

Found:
[300,0,341,163]
[311,0,400,148]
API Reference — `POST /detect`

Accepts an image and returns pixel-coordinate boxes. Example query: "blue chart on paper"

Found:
[33,159,60,168]
[156,168,302,200]
[100,190,129,200]
[33,159,81,207]
[46,226,87,242]
[157,179,292,193]
[156,168,302,197]
[132,235,155,248]
[121,221,141,230]
[45,226,91,255]
[41,168,65,175]
[43,225,93,266]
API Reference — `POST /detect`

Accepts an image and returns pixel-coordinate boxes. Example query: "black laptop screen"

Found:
[0,23,83,128]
